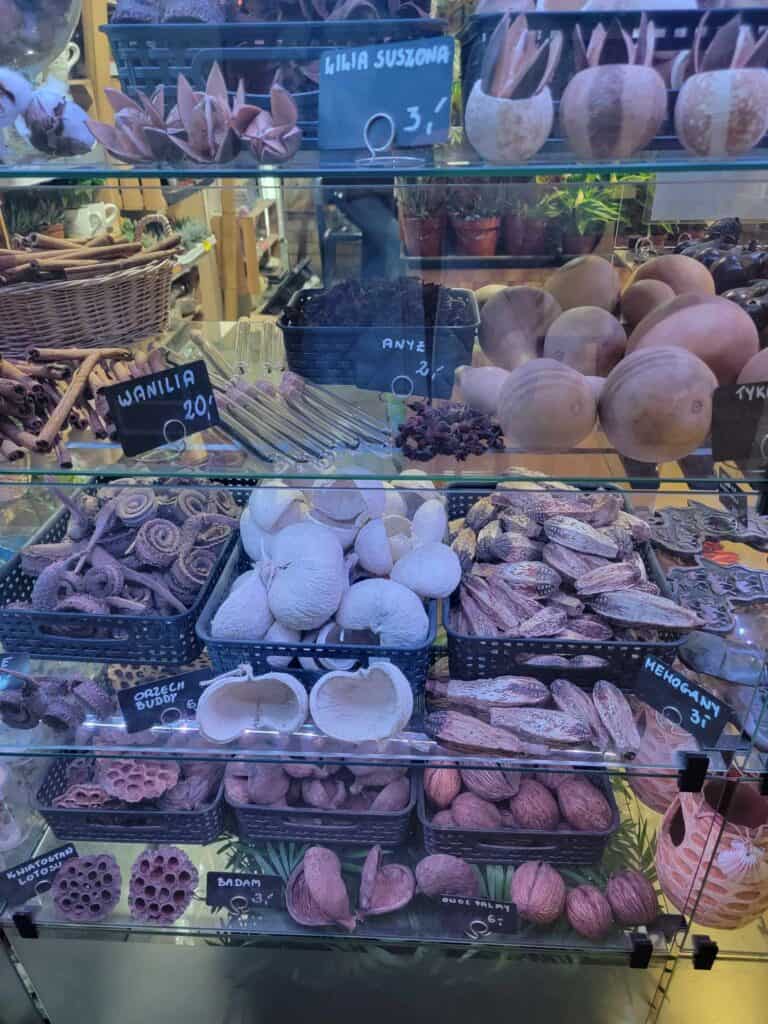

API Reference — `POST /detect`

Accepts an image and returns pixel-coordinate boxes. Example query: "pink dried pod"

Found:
[53,784,111,809]
[342,791,375,812]
[460,768,521,801]
[509,779,561,831]
[415,854,481,898]
[358,845,415,920]
[225,774,250,805]
[287,778,303,805]
[349,767,407,792]
[129,845,198,925]
[369,777,410,812]
[245,765,290,806]
[301,846,355,931]
[451,791,503,829]
[423,767,462,809]
[301,778,347,810]
[159,775,212,811]
[95,759,180,803]
[431,809,456,828]
[510,861,566,926]
[284,763,338,780]
[606,869,658,926]
[53,854,122,923]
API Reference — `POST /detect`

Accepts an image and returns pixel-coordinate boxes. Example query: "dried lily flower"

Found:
[87,85,178,162]
[158,64,243,164]
[465,15,562,164]
[231,83,302,163]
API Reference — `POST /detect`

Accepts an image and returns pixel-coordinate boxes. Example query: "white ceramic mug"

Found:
[40,42,80,85]
[64,202,119,238]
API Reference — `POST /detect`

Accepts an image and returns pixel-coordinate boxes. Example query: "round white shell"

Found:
[306,479,367,522]
[390,543,462,599]
[354,518,393,576]
[337,578,429,647]
[306,508,362,550]
[309,662,413,742]
[248,481,306,531]
[196,671,308,742]
[265,522,347,631]
[465,80,554,163]
[211,572,273,641]
[384,514,414,562]
[411,499,448,546]
[383,484,407,518]
[265,621,301,668]
[240,507,276,562]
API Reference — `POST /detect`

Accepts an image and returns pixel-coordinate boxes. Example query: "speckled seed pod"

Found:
[129,846,198,924]
[53,854,122,922]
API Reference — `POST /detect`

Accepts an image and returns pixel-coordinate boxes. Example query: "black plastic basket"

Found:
[278,286,479,393]
[418,770,619,866]
[196,542,436,715]
[228,773,416,847]
[459,9,768,155]
[36,759,225,845]
[0,506,236,665]
[445,484,679,681]
[103,18,446,149]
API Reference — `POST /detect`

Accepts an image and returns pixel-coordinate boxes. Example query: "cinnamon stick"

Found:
[35,351,102,452]
[147,232,182,253]
[27,233,82,250]
[0,422,39,451]
[62,248,180,279]
[0,438,25,461]
[30,347,132,362]
[84,232,115,248]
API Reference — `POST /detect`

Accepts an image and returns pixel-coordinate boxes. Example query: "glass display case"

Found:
[0,2,767,1021]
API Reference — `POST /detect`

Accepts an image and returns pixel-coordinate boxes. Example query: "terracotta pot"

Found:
[40,222,65,239]
[401,212,446,259]
[450,215,500,257]
[502,215,548,255]
[563,232,599,256]
[628,702,697,814]
[656,777,768,929]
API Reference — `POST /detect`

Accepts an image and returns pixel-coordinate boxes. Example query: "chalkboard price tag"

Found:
[205,872,284,912]
[319,36,454,150]
[711,381,768,467]
[353,328,470,398]
[117,668,211,733]
[103,359,219,458]
[438,895,518,938]
[0,845,78,909]
[634,655,729,747]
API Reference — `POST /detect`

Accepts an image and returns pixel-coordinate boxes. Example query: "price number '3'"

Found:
[403,97,448,136]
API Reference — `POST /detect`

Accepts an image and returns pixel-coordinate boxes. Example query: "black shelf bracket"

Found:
[692,934,719,970]
[677,752,710,793]
[629,932,653,969]
[11,912,38,939]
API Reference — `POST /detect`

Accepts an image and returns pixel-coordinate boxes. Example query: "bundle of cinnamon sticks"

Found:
[0,231,183,287]
[0,345,171,467]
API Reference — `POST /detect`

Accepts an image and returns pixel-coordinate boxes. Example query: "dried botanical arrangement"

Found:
[0,69,93,159]
[225,762,410,813]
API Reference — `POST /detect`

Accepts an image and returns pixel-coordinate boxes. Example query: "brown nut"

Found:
[606,869,658,926]
[246,764,290,805]
[460,768,521,801]
[415,854,481,897]
[431,809,456,828]
[508,779,560,830]
[451,791,503,829]
[369,776,410,812]
[557,776,613,832]
[424,766,462,809]
[566,884,614,940]
[301,778,347,810]
[534,771,575,792]
[359,846,415,919]
[510,861,566,926]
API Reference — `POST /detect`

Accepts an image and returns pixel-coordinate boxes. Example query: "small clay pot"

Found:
[40,222,65,239]
[502,215,549,255]
[401,212,446,259]
[563,233,599,256]
[450,215,500,257]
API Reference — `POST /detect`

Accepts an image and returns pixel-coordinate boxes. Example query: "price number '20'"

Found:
[183,394,215,423]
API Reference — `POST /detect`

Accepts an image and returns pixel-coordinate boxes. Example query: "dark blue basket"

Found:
[460,9,768,155]
[0,505,237,666]
[103,18,446,149]
[36,758,225,845]
[196,540,436,716]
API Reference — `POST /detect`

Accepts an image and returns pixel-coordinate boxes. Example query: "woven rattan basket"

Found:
[0,259,174,357]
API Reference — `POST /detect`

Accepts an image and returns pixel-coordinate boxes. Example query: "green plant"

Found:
[395,178,446,219]
[2,178,103,235]
[537,177,627,238]
[446,180,505,220]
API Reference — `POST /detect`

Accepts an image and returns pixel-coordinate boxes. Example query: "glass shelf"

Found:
[8,145,768,181]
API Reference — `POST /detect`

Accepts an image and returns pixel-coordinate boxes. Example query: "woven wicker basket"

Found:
[0,259,174,357]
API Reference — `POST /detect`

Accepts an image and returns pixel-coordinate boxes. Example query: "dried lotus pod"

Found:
[358,845,415,919]
[96,758,180,803]
[53,784,111,809]
[129,846,198,924]
[53,854,121,923]
[415,854,481,897]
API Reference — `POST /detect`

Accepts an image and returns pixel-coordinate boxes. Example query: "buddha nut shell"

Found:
[675,68,768,158]
[557,776,614,832]
[451,791,503,829]
[510,860,566,926]
[424,766,462,809]
[460,768,521,802]
[415,854,481,898]
[566,884,614,941]
[606,869,658,926]
[508,778,561,830]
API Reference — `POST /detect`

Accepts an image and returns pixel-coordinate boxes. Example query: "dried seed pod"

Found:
[606,869,658,926]
[592,680,642,758]
[542,543,610,581]
[584,491,623,527]
[490,707,593,746]
[557,776,614,831]
[424,767,462,809]
[358,845,415,919]
[510,860,565,925]
[590,591,703,631]
[246,765,291,805]
[370,777,410,812]
[600,526,635,560]
[426,710,548,757]
[496,561,562,596]
[516,606,567,638]
[491,533,542,563]
[302,846,356,931]
[550,593,585,618]
[448,517,466,543]
[451,528,477,574]
[428,675,550,713]
[451,791,503,829]
[534,772,573,791]
[551,678,611,749]
[615,510,652,542]
[508,779,560,830]
[461,768,521,801]
[498,510,540,537]
[466,498,498,532]
[431,809,456,827]
[415,854,481,897]
[477,520,504,561]
[566,616,614,641]
[566,884,614,940]
[543,516,619,558]
[576,562,643,596]
[302,778,347,810]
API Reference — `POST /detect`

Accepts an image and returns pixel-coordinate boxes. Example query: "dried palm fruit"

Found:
[543,516,619,558]
[551,678,611,749]
[477,520,504,561]
[575,561,643,596]
[490,707,593,746]
[424,767,462,808]
[415,854,480,897]
[428,675,550,712]
[466,498,498,532]
[592,680,641,758]
[451,527,477,574]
